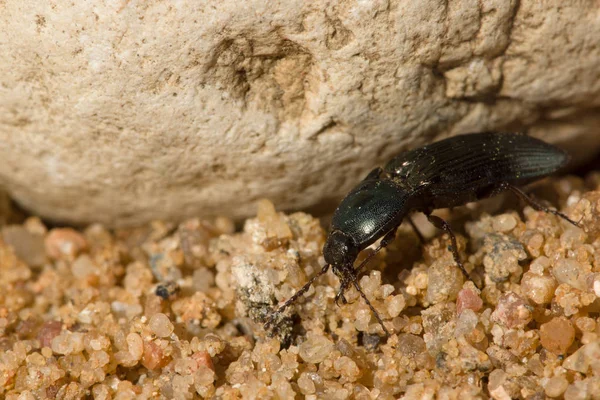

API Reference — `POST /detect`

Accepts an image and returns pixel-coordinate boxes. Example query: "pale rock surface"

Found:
[0,1,599,226]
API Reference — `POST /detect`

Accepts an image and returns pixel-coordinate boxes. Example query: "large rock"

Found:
[1,1,599,226]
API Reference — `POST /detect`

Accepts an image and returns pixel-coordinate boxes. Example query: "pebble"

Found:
[51,331,85,355]
[540,317,575,355]
[544,376,569,398]
[593,275,600,298]
[455,309,479,338]
[214,216,236,234]
[195,363,216,386]
[554,283,596,316]
[171,292,221,329]
[524,232,545,257]
[426,257,463,304]
[354,308,372,332]
[333,356,360,382]
[126,333,144,360]
[299,334,334,364]
[563,341,600,373]
[149,313,174,337]
[386,294,406,318]
[254,199,293,249]
[193,350,214,371]
[1,225,46,267]
[45,228,88,260]
[37,321,63,348]
[456,288,483,315]
[396,334,426,358]
[359,333,381,352]
[491,292,532,329]
[488,369,506,389]
[520,272,557,305]
[552,258,586,289]
[492,214,517,233]
[298,372,316,394]
[560,227,587,249]
[482,234,527,282]
[71,254,99,279]
[141,340,171,370]
[565,381,591,400]
[194,365,216,397]
[363,271,384,298]
[529,256,550,275]
[154,281,180,300]
[575,316,596,332]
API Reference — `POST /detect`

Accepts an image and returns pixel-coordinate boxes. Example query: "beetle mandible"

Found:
[265,132,580,336]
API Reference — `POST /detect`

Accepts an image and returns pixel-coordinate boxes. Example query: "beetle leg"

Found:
[334,265,353,306]
[334,228,398,305]
[407,215,426,244]
[356,229,397,275]
[506,184,582,228]
[335,291,348,306]
[334,228,398,309]
[351,280,390,336]
[264,264,330,330]
[335,270,391,336]
[426,214,472,282]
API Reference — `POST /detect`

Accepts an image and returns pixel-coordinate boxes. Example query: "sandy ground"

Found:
[2,174,600,399]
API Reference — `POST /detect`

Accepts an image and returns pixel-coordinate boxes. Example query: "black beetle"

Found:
[265,132,580,336]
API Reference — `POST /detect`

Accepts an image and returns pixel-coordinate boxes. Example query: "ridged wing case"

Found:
[384,133,568,200]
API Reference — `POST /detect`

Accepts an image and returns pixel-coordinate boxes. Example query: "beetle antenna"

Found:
[264,264,330,330]
[351,280,390,336]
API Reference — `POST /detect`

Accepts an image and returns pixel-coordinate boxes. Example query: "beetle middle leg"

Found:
[425,213,472,282]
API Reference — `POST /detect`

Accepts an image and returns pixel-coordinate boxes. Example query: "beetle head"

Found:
[323,230,358,268]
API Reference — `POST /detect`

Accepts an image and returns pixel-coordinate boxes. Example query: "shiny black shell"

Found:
[384,132,569,208]
[330,178,410,249]
[330,132,568,252]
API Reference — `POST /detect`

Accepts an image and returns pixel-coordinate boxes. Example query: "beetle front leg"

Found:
[355,229,397,275]
[334,267,354,306]
[426,214,472,282]
[333,266,391,336]
[334,229,397,306]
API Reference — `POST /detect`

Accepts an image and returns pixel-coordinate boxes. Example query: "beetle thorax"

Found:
[323,230,359,268]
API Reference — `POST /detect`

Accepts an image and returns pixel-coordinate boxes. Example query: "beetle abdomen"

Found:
[385,133,569,193]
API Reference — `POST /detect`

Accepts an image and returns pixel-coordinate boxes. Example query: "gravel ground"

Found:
[2,175,600,399]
